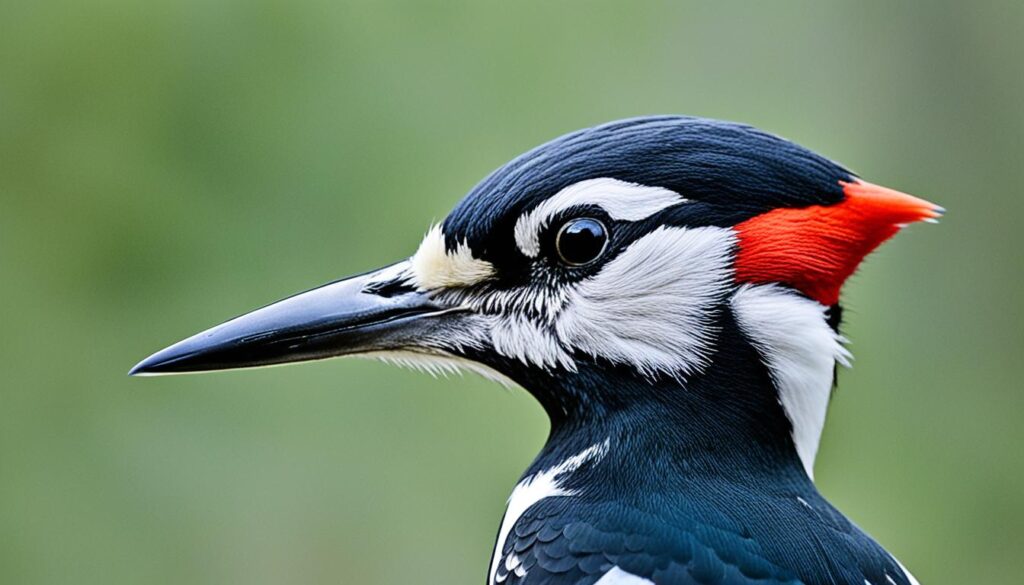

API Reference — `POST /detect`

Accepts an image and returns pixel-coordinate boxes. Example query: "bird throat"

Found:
[516,305,819,484]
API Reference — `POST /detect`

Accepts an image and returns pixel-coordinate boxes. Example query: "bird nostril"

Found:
[363,277,417,298]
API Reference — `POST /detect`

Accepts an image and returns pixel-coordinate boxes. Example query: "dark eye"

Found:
[555,218,608,266]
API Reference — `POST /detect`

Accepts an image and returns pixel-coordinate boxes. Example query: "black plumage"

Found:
[132,116,935,585]
[486,313,909,585]
[443,116,853,266]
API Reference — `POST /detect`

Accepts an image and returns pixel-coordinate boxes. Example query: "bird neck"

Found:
[520,311,814,489]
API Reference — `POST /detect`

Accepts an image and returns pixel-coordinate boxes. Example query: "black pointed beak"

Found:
[130,263,452,376]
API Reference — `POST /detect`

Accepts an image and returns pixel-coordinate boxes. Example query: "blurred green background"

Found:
[2,1,1021,583]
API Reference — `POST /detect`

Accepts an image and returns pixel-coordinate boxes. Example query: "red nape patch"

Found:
[735,180,942,305]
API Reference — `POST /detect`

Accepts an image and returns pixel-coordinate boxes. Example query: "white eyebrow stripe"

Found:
[514,178,687,257]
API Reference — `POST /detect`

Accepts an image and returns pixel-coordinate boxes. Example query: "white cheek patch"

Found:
[514,178,687,257]
[431,226,735,378]
[731,284,851,479]
[556,226,737,378]
[490,315,577,372]
[410,224,495,290]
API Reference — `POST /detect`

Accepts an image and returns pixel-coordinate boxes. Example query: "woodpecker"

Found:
[132,116,941,585]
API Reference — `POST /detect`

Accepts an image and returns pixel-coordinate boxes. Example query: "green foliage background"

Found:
[2,2,1021,583]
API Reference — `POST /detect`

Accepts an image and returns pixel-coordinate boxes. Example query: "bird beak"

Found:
[129,262,452,376]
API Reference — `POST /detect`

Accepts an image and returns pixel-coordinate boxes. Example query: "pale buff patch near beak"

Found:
[410,225,495,289]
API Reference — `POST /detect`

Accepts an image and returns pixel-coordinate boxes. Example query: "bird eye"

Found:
[555,218,608,266]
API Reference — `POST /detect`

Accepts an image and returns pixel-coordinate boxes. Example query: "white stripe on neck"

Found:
[489,440,610,584]
[731,284,850,479]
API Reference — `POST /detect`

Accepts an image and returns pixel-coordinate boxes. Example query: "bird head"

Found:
[132,116,941,477]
